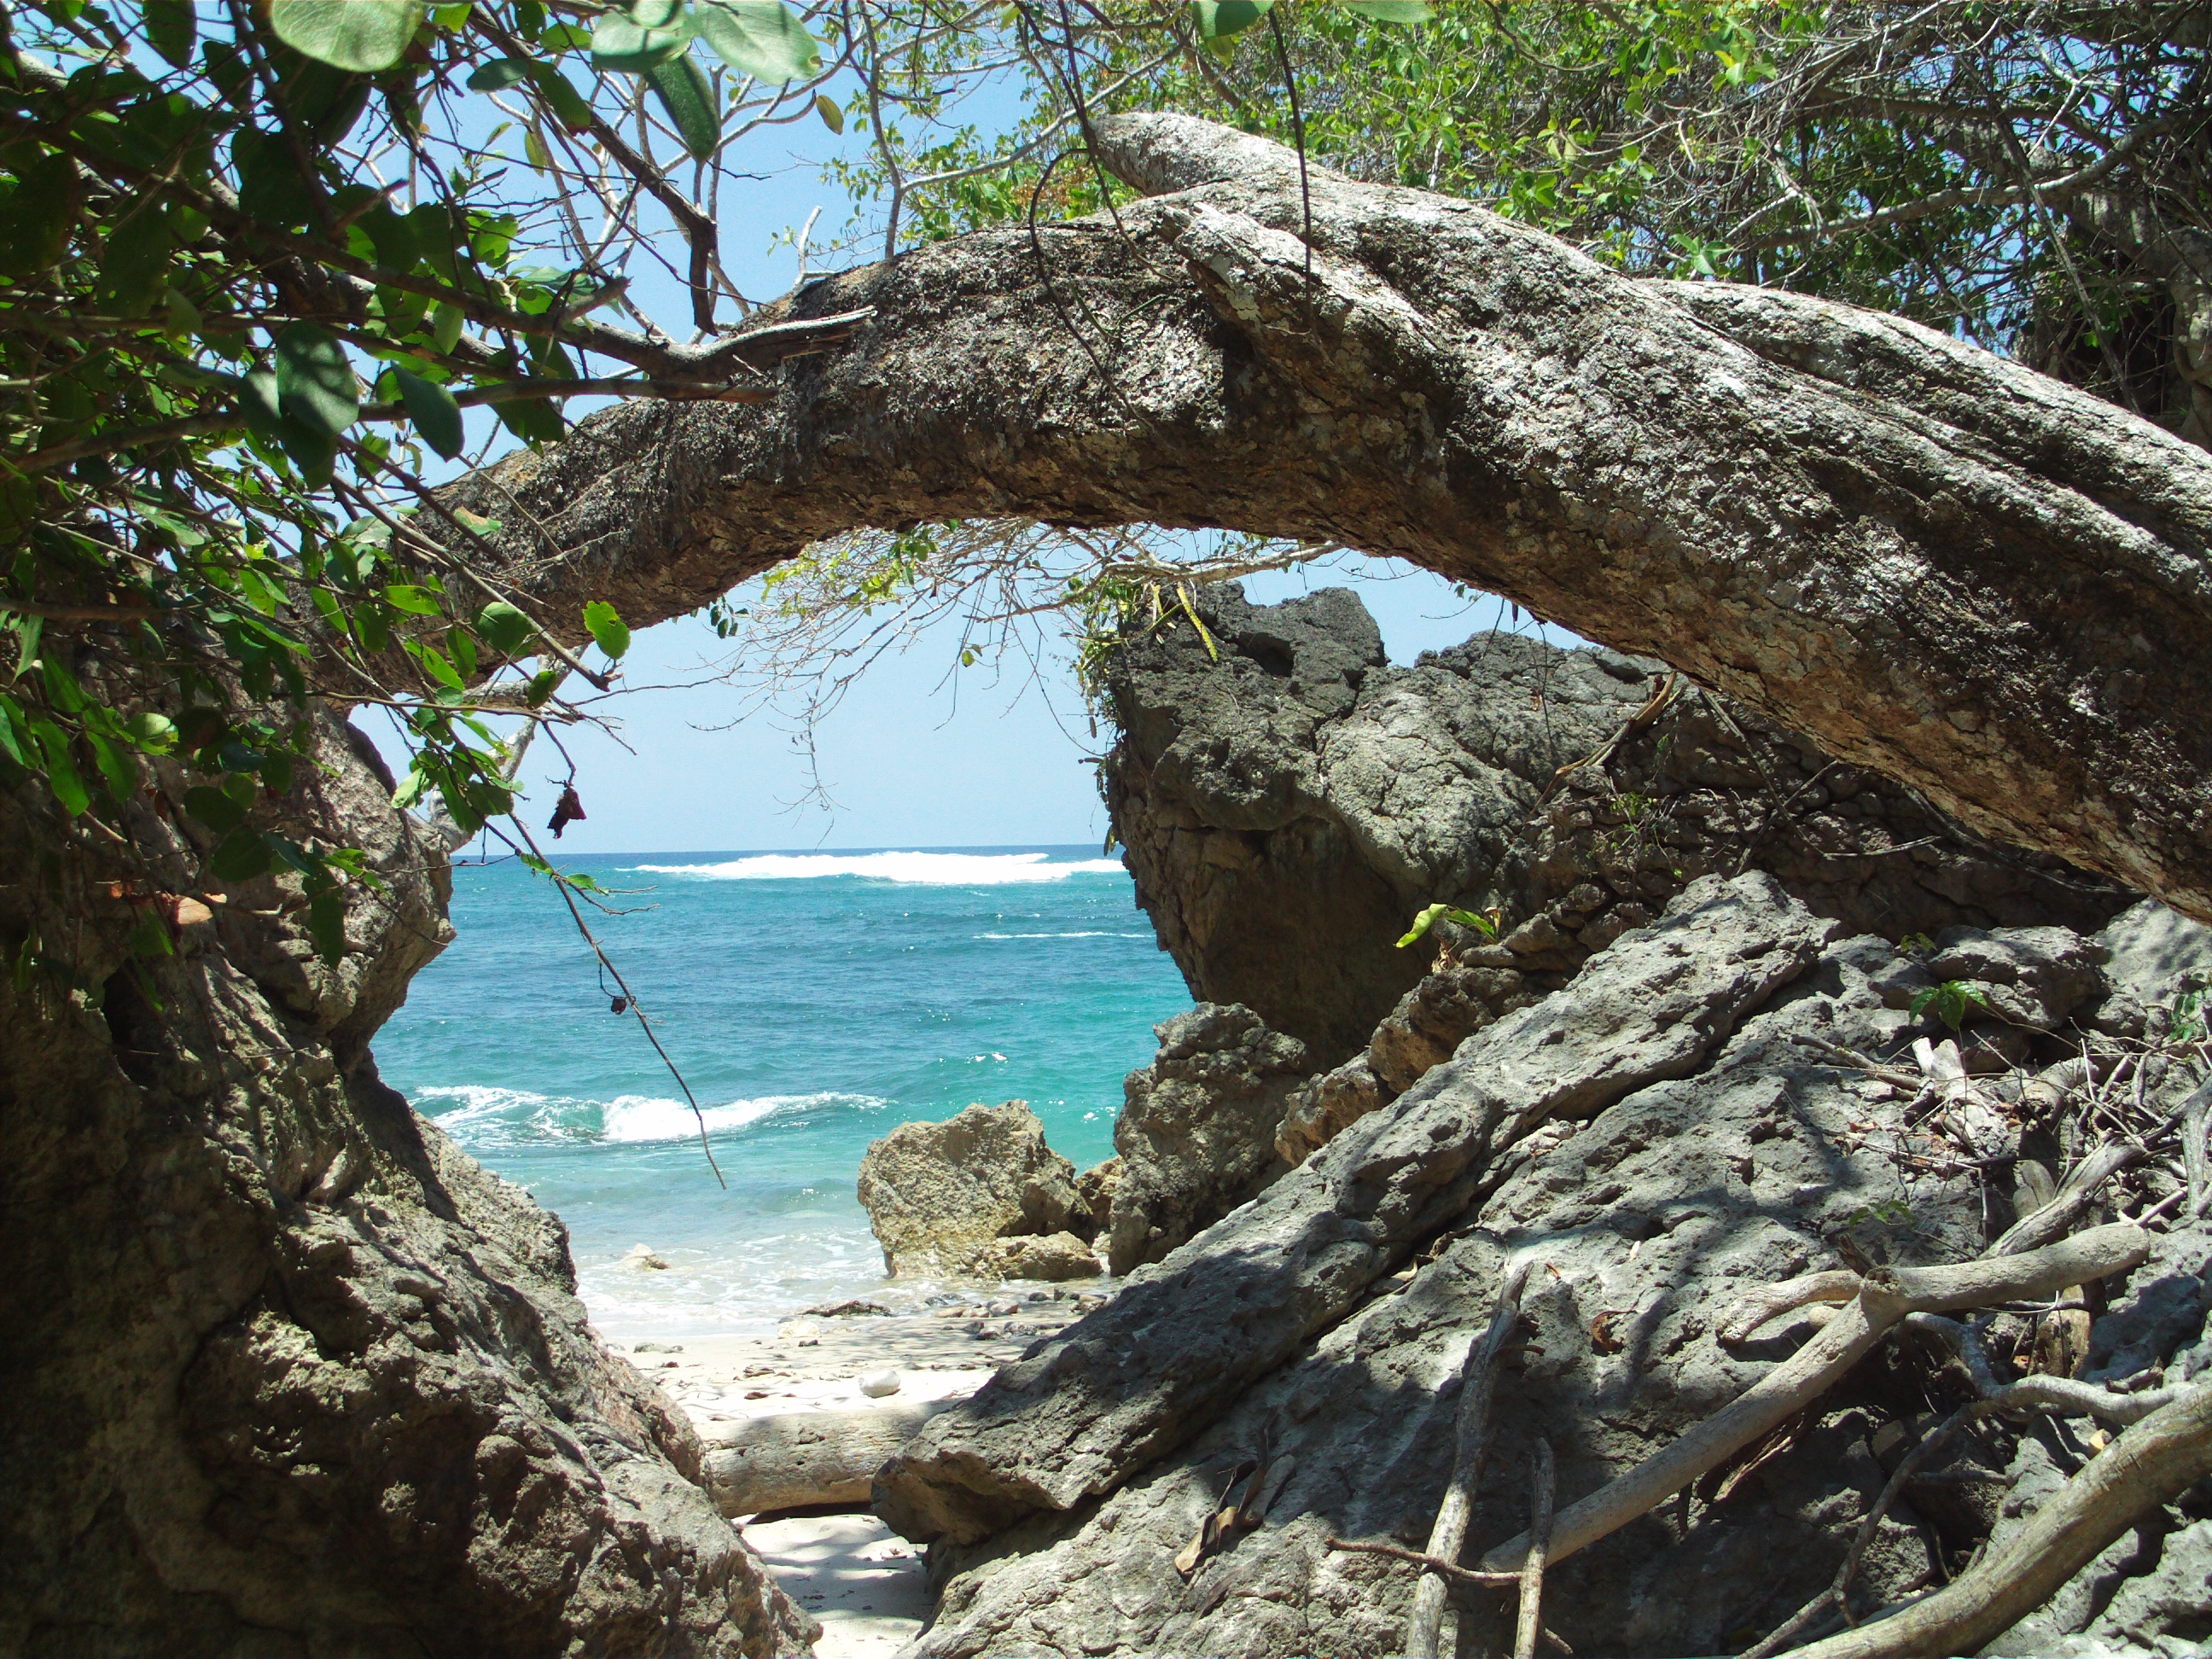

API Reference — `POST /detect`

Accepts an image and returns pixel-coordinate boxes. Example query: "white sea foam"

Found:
[415,1084,887,1147]
[976,930,1155,940]
[599,1090,885,1144]
[630,850,1125,885]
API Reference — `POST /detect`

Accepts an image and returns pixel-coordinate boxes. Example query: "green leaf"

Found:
[583,599,630,661]
[392,766,428,810]
[1194,0,1273,39]
[1395,901,1449,950]
[1338,1,1432,20]
[525,667,560,707]
[432,300,465,352]
[144,0,199,67]
[815,92,843,134]
[208,828,276,883]
[468,58,533,90]
[86,730,138,805]
[474,600,535,656]
[647,52,721,160]
[275,323,360,438]
[527,61,595,130]
[306,888,348,963]
[696,0,820,80]
[494,393,563,445]
[31,721,90,817]
[183,784,248,834]
[383,584,445,615]
[122,712,177,754]
[268,0,422,73]
[0,153,81,279]
[97,208,176,317]
[393,367,464,459]
[592,0,694,72]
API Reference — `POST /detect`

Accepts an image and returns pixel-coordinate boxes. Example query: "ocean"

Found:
[371,846,1190,1342]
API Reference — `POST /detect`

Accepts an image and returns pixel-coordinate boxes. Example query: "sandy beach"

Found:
[609,1284,1107,1653]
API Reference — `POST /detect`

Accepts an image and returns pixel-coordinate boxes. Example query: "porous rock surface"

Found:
[877,874,1836,1546]
[0,715,812,1656]
[894,882,2212,1659]
[856,1101,1097,1279]
[1106,1004,1311,1276]
[1103,585,2131,1062]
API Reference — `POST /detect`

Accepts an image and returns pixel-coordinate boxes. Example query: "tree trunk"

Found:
[701,1403,959,1517]
[456,113,2212,920]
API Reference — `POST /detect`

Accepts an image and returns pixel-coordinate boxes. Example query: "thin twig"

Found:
[1515,1437,1556,1659]
[1408,1257,1533,1658]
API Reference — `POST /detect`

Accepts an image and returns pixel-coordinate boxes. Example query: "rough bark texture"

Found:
[1105,585,2129,1062]
[455,114,2212,920]
[0,719,813,1657]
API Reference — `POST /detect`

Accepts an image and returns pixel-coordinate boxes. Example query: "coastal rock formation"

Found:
[1106,1004,1311,1275]
[1103,585,2131,1061]
[877,874,1836,1545]
[885,878,2212,1658]
[0,715,812,1656]
[855,1101,1097,1279]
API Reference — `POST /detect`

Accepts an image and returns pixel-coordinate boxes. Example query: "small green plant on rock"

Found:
[1911,980,1988,1032]
[1396,903,1501,950]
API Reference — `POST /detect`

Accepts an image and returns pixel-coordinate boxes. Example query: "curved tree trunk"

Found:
[456,114,2212,919]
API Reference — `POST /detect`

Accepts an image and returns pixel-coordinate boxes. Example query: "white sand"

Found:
[607,1289,1114,1652]
[743,1512,932,1657]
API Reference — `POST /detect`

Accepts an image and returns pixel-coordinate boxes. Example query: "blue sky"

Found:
[359,38,1586,853]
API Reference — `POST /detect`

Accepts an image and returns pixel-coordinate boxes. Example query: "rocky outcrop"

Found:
[1104,585,2132,1062]
[1106,1004,1311,1276]
[876,874,1836,1546]
[0,713,812,1656]
[855,1101,1100,1280]
[882,878,2212,1659]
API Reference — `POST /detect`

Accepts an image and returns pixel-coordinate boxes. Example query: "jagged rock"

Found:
[1106,1004,1311,1275]
[1365,960,1545,1095]
[1275,1053,1385,1166]
[2099,898,2212,1011]
[1074,1157,1121,1235]
[856,1101,1085,1277]
[905,925,2008,1657]
[0,713,812,1656]
[1924,924,2111,1031]
[1104,585,2131,1060]
[988,1234,1103,1283]
[903,922,2209,1657]
[876,874,1834,1548]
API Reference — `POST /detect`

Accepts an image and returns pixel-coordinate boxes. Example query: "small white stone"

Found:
[859,1370,901,1399]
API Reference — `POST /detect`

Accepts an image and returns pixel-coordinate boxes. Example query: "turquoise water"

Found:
[371,847,1190,1340]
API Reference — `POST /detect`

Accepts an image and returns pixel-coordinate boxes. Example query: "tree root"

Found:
[1514,1437,1556,1659]
[1779,1382,2212,1657]
[1479,1225,2151,1575]
[1406,1259,1531,1658]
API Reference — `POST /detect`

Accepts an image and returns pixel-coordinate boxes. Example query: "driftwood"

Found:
[1782,1382,2212,1658]
[1989,1139,2146,1257]
[701,1401,958,1516]
[1406,1260,1531,1659]
[1478,1225,2151,1575]
[1719,1271,1865,1345]
[1513,1437,1556,1659]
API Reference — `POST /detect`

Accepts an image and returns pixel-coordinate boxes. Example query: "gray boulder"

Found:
[1103,585,2131,1062]
[856,1101,1091,1278]
[1107,1004,1312,1276]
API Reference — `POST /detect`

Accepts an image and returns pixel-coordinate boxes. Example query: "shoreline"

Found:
[614,1288,1106,1656]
